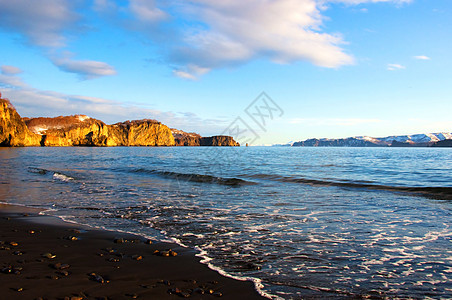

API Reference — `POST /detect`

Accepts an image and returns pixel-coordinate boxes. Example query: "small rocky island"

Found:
[0,95,239,147]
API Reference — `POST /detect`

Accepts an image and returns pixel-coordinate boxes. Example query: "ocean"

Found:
[0,147,451,299]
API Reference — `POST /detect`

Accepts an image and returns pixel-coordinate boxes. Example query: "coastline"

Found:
[0,203,266,300]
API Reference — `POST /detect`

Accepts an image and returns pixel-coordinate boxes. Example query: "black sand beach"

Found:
[0,204,265,300]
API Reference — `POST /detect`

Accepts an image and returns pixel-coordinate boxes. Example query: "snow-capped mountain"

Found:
[291,133,452,147]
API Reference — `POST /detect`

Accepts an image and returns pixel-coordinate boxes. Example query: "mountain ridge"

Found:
[290,133,452,147]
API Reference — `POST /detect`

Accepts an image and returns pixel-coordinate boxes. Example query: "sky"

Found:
[0,0,450,145]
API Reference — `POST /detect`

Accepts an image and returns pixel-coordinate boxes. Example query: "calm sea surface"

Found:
[0,147,451,299]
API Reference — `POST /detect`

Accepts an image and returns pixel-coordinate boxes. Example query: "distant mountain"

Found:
[291,133,452,147]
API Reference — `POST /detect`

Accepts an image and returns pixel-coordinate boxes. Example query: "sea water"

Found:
[0,147,451,299]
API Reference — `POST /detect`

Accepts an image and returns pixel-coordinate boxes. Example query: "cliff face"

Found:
[1,97,236,147]
[200,136,240,146]
[171,129,239,146]
[113,120,175,146]
[26,117,175,147]
[0,99,41,146]
[27,115,112,146]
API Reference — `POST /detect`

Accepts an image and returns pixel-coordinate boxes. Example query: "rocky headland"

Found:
[0,96,239,147]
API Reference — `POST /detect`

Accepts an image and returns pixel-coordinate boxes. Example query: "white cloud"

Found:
[120,0,410,78]
[413,55,430,60]
[129,0,168,23]
[51,55,117,79]
[173,65,211,80]
[387,63,405,71]
[0,0,79,47]
[1,65,23,75]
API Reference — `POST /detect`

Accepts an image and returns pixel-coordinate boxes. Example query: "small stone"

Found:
[14,287,24,292]
[9,241,19,247]
[169,250,177,257]
[29,230,35,234]
[132,255,143,261]
[70,297,83,300]
[52,263,70,270]
[89,273,108,284]
[213,292,223,297]
[114,238,124,244]
[208,289,215,294]
[42,253,56,259]
[168,288,181,295]
[144,239,152,245]
[49,275,59,280]
[13,250,23,255]
[57,270,70,276]
[108,258,120,262]
[126,293,138,299]
[193,288,204,295]
[65,236,78,241]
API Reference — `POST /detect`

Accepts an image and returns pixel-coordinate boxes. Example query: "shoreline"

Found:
[0,203,266,300]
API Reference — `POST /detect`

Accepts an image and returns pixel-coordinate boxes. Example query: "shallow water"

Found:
[0,147,451,299]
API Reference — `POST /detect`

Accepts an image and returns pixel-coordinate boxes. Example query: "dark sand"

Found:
[0,204,266,300]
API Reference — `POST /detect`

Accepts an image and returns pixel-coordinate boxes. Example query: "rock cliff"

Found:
[171,129,240,146]
[0,96,238,147]
[26,117,175,147]
[0,98,41,146]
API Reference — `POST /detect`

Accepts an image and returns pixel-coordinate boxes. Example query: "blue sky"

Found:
[0,0,450,145]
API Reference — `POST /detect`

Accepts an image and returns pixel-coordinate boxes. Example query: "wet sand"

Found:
[0,204,266,300]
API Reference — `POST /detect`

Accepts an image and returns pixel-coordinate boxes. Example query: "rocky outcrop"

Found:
[1,96,237,147]
[113,120,175,146]
[26,117,175,147]
[0,98,41,146]
[200,136,240,146]
[26,115,112,146]
[171,129,239,146]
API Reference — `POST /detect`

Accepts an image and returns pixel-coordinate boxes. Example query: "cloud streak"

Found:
[387,63,405,71]
[413,55,430,60]
[51,56,117,79]
[0,67,227,135]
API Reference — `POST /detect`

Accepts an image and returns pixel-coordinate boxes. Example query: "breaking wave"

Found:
[129,168,257,186]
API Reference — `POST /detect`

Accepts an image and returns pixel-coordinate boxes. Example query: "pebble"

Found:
[9,241,19,247]
[132,255,143,261]
[14,287,24,292]
[193,288,205,294]
[1,266,23,274]
[114,238,124,244]
[65,236,78,241]
[89,272,109,284]
[213,291,223,297]
[144,239,152,245]
[125,293,138,299]
[13,250,23,255]
[157,279,171,286]
[108,257,120,262]
[57,270,70,276]
[153,249,177,257]
[52,263,70,270]
[29,230,35,234]
[42,253,57,259]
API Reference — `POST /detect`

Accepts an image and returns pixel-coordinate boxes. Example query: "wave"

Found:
[28,167,74,182]
[129,168,257,186]
[247,174,452,200]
